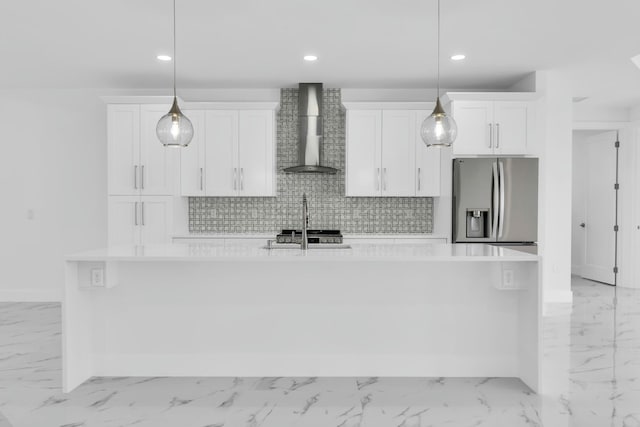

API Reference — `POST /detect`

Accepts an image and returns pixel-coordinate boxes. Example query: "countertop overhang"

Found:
[66,243,539,263]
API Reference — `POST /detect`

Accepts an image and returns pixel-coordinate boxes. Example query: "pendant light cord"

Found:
[173,0,177,98]
[436,0,440,98]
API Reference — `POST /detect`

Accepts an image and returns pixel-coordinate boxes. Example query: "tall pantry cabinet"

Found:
[107,103,176,246]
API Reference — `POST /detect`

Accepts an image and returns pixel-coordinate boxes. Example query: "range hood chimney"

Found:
[283,83,339,174]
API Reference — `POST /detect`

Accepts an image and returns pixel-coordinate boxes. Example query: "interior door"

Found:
[581,131,617,285]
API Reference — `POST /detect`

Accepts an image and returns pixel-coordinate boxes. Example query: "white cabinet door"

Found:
[493,102,529,155]
[107,196,141,246]
[381,111,415,196]
[238,110,275,197]
[108,105,140,195]
[139,105,178,196]
[205,111,238,197]
[346,110,382,196]
[180,110,206,196]
[415,110,441,197]
[451,101,494,156]
[139,196,173,245]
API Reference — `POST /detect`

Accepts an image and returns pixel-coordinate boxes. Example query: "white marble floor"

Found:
[0,277,639,426]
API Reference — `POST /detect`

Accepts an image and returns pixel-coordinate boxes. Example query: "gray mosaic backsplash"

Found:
[189,88,433,234]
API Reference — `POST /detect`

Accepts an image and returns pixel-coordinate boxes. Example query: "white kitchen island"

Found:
[63,243,540,393]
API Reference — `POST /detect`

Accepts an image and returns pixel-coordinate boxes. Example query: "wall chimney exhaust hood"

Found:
[283,83,339,174]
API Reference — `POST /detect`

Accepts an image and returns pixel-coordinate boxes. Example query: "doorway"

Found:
[571,130,618,285]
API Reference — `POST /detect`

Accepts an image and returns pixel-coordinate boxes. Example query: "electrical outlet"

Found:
[90,268,105,287]
[502,269,515,289]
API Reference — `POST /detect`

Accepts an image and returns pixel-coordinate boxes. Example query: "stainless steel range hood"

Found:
[283,83,339,174]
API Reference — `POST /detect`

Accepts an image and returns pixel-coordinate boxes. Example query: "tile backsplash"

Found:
[189,88,433,234]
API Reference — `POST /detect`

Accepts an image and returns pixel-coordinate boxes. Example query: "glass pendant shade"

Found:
[420,97,457,147]
[156,97,194,147]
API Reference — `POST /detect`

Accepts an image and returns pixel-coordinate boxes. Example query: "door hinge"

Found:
[615,141,620,148]
[614,225,619,232]
[613,266,619,274]
[614,183,619,190]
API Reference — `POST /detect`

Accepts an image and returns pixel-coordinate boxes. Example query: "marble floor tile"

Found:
[1,276,640,426]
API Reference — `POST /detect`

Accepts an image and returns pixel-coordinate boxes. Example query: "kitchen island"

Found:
[64,243,540,393]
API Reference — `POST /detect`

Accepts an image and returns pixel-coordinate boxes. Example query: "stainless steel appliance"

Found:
[275,229,343,245]
[452,158,538,245]
[282,83,338,174]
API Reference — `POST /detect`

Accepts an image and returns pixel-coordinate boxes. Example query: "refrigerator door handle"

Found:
[491,161,499,239]
[498,160,505,238]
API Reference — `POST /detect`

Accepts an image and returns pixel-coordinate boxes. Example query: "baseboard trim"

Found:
[544,289,573,304]
[0,289,61,302]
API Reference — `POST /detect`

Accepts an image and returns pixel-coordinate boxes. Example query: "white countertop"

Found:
[67,243,538,262]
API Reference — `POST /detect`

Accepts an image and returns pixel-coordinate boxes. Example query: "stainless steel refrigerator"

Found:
[452,158,538,246]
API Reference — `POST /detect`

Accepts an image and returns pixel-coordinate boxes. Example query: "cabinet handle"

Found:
[141,202,145,226]
[383,168,387,191]
[496,123,500,148]
[240,168,244,191]
[200,168,204,191]
[141,165,145,190]
[417,167,421,192]
[233,168,237,190]
[134,202,138,226]
[375,168,380,191]
[488,124,493,148]
[134,165,138,189]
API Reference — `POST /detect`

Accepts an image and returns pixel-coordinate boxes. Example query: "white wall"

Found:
[0,90,108,301]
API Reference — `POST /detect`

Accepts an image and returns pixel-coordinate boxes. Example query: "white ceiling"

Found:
[2,0,639,111]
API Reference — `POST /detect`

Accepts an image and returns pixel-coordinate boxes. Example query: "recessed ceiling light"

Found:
[157,55,172,61]
[451,54,466,61]
[304,55,318,62]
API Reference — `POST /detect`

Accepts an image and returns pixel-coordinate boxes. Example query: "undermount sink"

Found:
[262,243,352,250]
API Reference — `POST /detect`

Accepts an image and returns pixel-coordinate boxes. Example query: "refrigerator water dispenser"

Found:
[466,209,489,238]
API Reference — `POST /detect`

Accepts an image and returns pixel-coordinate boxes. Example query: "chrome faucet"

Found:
[301,193,309,250]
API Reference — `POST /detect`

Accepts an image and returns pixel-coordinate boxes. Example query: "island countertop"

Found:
[66,242,538,262]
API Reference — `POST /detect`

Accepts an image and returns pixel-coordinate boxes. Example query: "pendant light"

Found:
[156,0,193,147]
[420,0,457,147]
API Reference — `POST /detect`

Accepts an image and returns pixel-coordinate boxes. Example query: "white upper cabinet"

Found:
[205,110,238,197]
[447,94,535,157]
[179,110,206,197]
[345,104,441,197]
[107,103,178,196]
[381,111,416,196]
[346,110,382,197]
[237,110,275,196]
[181,107,275,197]
[108,105,140,196]
[415,110,441,197]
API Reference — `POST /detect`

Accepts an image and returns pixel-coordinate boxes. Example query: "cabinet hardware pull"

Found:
[134,165,138,189]
[418,167,421,191]
[496,123,500,148]
[200,168,204,191]
[141,165,145,190]
[375,168,380,191]
[141,202,145,226]
[233,168,237,190]
[240,168,244,191]
[489,124,493,148]
[134,202,138,226]
[383,168,387,191]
